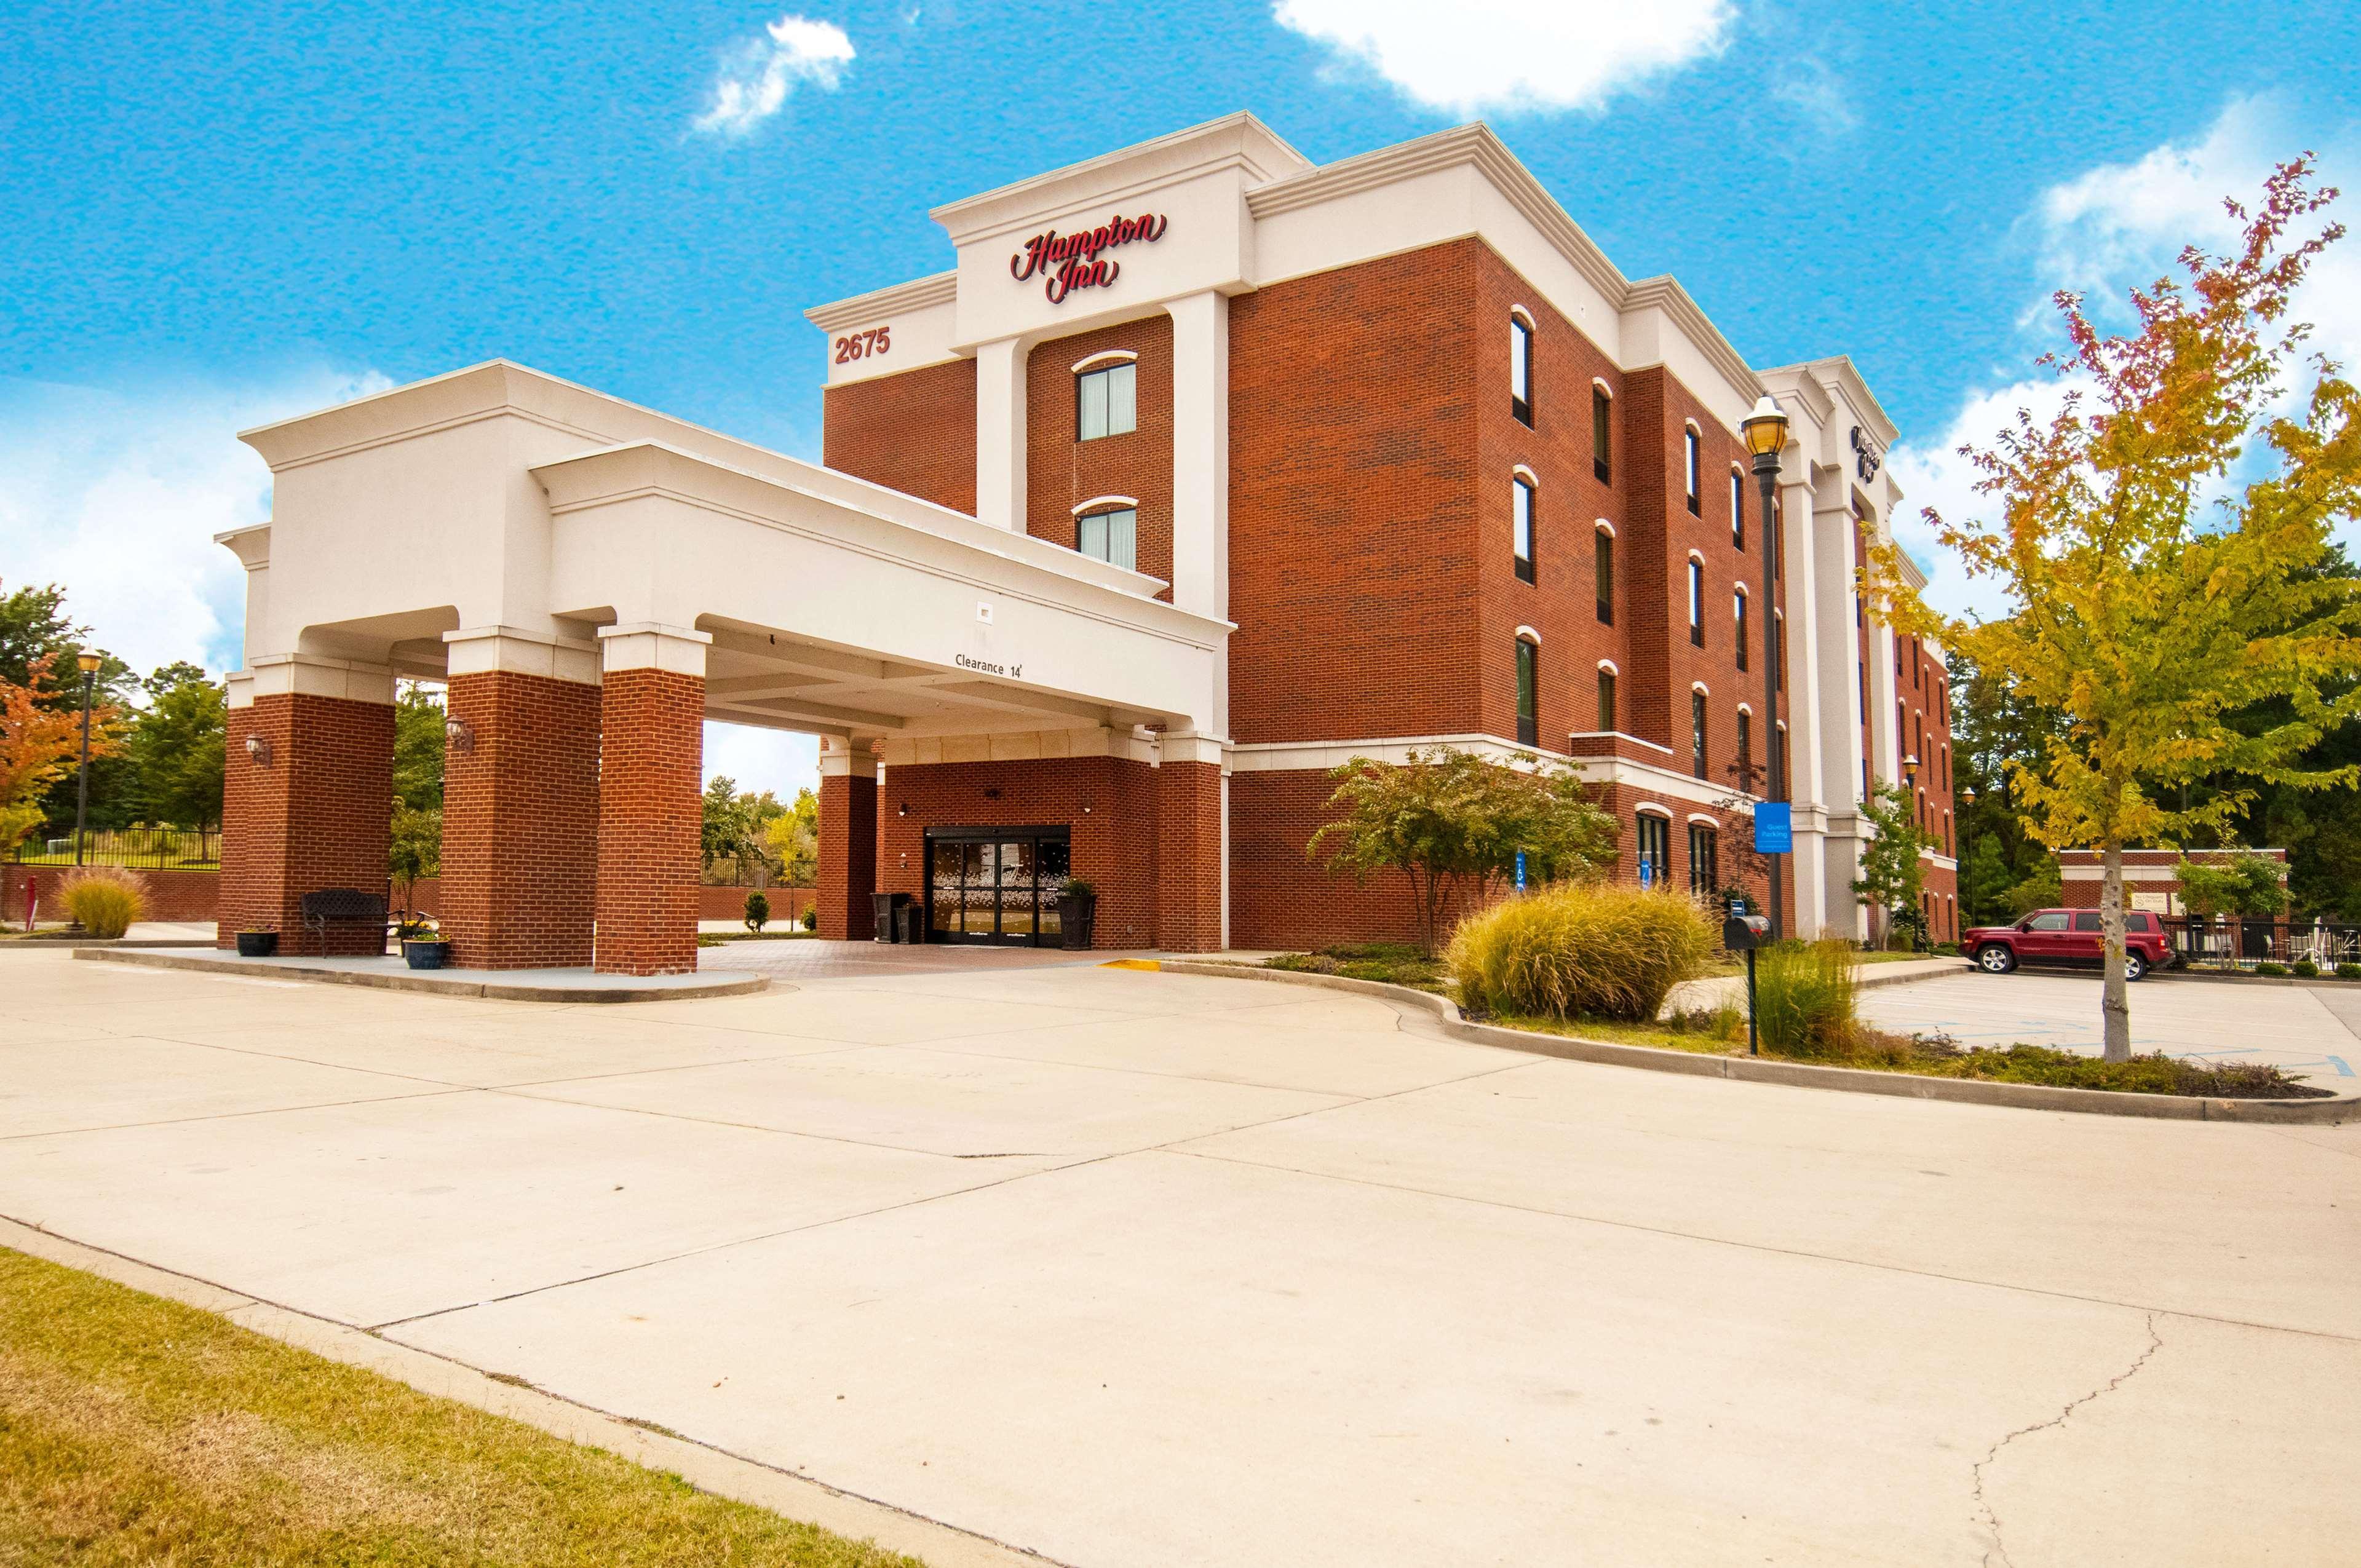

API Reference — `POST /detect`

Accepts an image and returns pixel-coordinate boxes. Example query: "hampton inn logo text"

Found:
[1009,213,1169,304]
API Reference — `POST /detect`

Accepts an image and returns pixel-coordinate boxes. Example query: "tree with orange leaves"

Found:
[0,655,122,855]
[1870,159,2361,1061]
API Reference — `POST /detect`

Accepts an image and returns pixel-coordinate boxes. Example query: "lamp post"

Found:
[1740,395,1790,940]
[73,651,101,868]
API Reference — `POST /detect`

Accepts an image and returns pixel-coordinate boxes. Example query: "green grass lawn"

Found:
[0,1247,924,1567]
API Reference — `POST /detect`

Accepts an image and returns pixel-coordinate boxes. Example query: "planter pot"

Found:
[402,940,451,970]
[236,930,279,958]
[1057,893,1097,951]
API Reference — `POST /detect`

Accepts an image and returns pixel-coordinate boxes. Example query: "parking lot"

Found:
[1859,969,2361,1089]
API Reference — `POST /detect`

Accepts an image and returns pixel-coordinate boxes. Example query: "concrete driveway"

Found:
[1860,969,2361,1089]
[2,948,2355,1567]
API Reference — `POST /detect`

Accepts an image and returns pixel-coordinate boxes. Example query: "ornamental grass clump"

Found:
[57,865,147,939]
[1752,939,1860,1058]
[1447,882,1714,1023]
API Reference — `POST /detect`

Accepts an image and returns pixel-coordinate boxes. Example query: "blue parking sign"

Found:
[1515,849,1526,891]
[1754,802,1792,853]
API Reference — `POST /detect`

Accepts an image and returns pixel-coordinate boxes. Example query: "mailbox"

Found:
[1723,911,1772,951]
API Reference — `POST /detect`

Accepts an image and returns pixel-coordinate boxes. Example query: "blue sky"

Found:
[4,0,2358,796]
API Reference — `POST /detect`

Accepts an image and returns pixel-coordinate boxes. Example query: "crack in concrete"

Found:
[1970,1310,2164,1567]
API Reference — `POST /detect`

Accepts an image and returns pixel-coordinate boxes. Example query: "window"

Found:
[1691,691,1708,779]
[1515,637,1538,747]
[1510,314,1533,426]
[1595,528,1614,624]
[1688,558,1705,647]
[1637,814,1671,889]
[1859,662,1868,716]
[1512,475,1536,584]
[1772,490,1782,578]
[1737,709,1753,785]
[1731,470,1745,551]
[1684,427,1701,513]
[1076,507,1137,570]
[1913,638,1922,687]
[1689,823,1719,897]
[1076,362,1136,440]
[1592,386,1612,483]
[1775,724,1788,796]
[1776,614,1785,692]
[1734,590,1749,672]
[2027,912,2069,932]
[2072,911,2103,933]
[1597,667,1616,732]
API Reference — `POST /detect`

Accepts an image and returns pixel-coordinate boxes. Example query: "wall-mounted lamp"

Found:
[897,802,908,817]
[445,716,474,753]
[244,734,272,767]
[1081,799,1094,814]
[983,787,1001,800]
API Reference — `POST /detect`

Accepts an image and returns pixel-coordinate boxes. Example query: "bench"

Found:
[300,889,391,951]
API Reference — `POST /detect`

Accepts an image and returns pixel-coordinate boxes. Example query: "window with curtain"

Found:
[1734,590,1748,672]
[1688,559,1704,647]
[1512,475,1536,584]
[1510,314,1533,426]
[1515,638,1538,747]
[1076,362,1137,440]
[1595,529,1614,624]
[1730,470,1745,550]
[1597,667,1616,732]
[1736,709,1753,787]
[1688,823,1719,897]
[1637,813,1670,888]
[1592,386,1611,483]
[1076,507,1137,570]
[1691,691,1708,779]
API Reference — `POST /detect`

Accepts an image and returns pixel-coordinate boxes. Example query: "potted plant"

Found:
[236,927,279,958]
[1057,877,1098,950]
[399,914,450,970]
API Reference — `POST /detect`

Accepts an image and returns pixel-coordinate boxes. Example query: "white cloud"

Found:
[1886,374,2088,624]
[692,14,855,137]
[1273,0,1731,116]
[0,368,391,679]
[703,721,820,801]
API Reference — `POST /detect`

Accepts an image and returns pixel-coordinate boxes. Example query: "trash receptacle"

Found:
[872,892,910,942]
[896,902,924,944]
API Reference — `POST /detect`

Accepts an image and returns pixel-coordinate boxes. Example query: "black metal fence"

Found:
[6,826,220,871]
[2161,915,2361,972]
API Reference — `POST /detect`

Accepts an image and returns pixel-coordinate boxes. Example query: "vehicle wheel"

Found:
[2124,951,2148,982]
[1977,944,2017,975]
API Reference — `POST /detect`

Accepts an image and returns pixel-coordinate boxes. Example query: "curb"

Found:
[0,936,217,950]
[1161,960,2360,1124]
[73,946,772,1004]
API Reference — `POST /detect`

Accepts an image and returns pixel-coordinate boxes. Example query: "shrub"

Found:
[799,905,817,932]
[2292,957,2319,978]
[2256,960,2290,976]
[744,890,770,932]
[1752,939,1860,1058]
[2338,962,2361,981]
[1447,882,1713,1022]
[57,866,147,939]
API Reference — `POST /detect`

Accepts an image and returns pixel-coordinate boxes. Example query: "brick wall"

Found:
[876,756,1161,948]
[822,357,979,515]
[1156,760,1222,951]
[4,866,220,925]
[1228,241,1483,744]
[702,884,814,923]
[1028,316,1174,594]
[440,671,601,969]
[216,693,395,956]
[593,668,703,975]
[815,770,877,940]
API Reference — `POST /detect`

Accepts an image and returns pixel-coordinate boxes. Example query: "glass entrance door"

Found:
[926,828,1071,946]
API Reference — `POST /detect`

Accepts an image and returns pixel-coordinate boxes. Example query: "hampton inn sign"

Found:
[212,113,1950,976]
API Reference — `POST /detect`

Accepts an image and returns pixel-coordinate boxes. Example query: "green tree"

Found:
[1851,782,1929,949]
[123,663,226,831]
[1956,835,2014,927]
[2173,850,2287,917]
[1307,746,1619,953]
[391,683,446,813]
[1871,160,2361,1059]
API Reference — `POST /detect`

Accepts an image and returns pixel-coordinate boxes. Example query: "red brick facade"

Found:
[440,671,601,968]
[822,357,978,515]
[6,866,221,925]
[593,667,704,975]
[816,770,878,940]
[1025,316,1175,595]
[216,693,395,956]
[1156,759,1223,951]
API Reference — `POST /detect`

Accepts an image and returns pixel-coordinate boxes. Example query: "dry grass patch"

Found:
[0,1247,924,1567]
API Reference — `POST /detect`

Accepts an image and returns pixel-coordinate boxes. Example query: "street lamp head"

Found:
[1740,396,1789,459]
[76,651,101,676]
[1902,753,1920,779]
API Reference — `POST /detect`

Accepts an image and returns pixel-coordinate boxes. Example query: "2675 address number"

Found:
[833,327,891,363]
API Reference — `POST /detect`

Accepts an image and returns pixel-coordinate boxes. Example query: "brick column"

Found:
[593,624,707,976]
[216,656,395,956]
[815,738,878,941]
[1156,734,1226,953]
[438,630,601,969]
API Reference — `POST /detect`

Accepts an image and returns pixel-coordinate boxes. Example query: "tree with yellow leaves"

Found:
[1871,159,2361,1060]
[0,655,122,855]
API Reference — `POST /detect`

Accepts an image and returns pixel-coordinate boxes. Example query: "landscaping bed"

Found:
[0,1246,916,1567]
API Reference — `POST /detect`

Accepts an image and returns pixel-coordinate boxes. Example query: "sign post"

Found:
[1514,849,1526,893]
[1723,897,1772,1056]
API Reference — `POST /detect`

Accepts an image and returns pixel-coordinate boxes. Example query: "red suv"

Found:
[1964,908,2172,981]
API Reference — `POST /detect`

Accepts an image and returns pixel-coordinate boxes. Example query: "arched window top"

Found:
[1597,659,1619,675]
[1736,701,1753,715]
[1691,679,1710,695]
[1592,376,1613,396]
[1594,518,1617,537]
[1635,802,1673,820]
[1071,494,1140,515]
[1686,812,1720,826]
[1734,580,1750,598]
[1687,548,1707,564]
[1683,417,1702,435]
[1512,463,1538,485]
[1509,303,1536,328]
[1514,625,1541,645]
[1070,349,1138,373]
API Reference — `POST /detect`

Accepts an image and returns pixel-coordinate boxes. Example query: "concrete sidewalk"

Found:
[2,949,2354,1566]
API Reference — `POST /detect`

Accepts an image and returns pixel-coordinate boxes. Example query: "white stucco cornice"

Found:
[1760,354,1899,448]
[927,112,1312,245]
[1619,275,1766,414]
[804,270,958,334]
